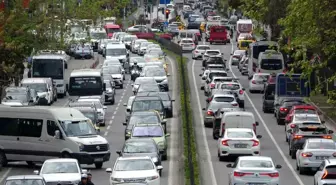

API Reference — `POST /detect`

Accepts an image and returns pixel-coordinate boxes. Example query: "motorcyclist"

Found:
[131,62,141,71]
[78,174,88,185]
[87,173,94,185]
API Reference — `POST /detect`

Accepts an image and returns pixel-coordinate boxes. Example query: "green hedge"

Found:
[151,40,200,185]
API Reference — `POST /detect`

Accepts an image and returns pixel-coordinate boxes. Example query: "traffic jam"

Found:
[176,1,336,185]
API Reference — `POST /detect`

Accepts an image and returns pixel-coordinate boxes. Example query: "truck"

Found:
[209,25,229,44]
[236,19,253,40]
[274,73,311,107]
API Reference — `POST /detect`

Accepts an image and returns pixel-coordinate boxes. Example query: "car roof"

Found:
[45,158,78,162]
[21,78,49,84]
[306,138,334,143]
[213,93,235,98]
[134,96,162,101]
[238,156,272,161]
[125,138,156,143]
[225,111,254,116]
[131,111,157,116]
[226,128,254,132]
[294,114,319,118]
[117,156,152,160]
[6,175,44,180]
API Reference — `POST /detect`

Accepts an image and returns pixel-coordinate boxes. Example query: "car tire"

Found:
[296,161,299,170]
[299,166,306,175]
[239,102,244,109]
[162,152,167,161]
[0,150,8,168]
[286,135,288,142]
[111,97,115,105]
[120,84,124,89]
[95,162,103,169]
[210,41,212,45]
[291,149,296,159]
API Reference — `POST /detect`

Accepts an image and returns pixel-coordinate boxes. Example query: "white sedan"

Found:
[227,156,282,185]
[217,128,262,161]
[106,156,162,185]
[192,45,210,59]
[248,73,269,93]
[180,38,195,52]
[296,138,336,174]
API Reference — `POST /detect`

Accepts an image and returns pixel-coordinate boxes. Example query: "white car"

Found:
[296,138,336,174]
[180,38,195,52]
[131,39,147,53]
[202,49,222,61]
[227,156,282,185]
[124,96,135,122]
[77,98,107,125]
[248,73,269,93]
[218,82,245,108]
[138,42,151,55]
[192,45,210,59]
[34,158,86,185]
[285,114,322,142]
[203,71,228,95]
[127,25,147,32]
[106,156,162,185]
[314,159,336,185]
[218,128,261,161]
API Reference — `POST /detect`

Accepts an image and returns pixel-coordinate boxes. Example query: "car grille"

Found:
[47,181,74,185]
[82,144,108,152]
[122,178,146,183]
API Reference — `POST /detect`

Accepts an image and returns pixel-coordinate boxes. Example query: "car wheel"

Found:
[95,162,103,169]
[0,150,8,168]
[120,84,124,89]
[291,149,296,159]
[111,96,115,105]
[296,161,299,170]
[299,166,305,175]
[286,135,288,142]
[162,152,167,161]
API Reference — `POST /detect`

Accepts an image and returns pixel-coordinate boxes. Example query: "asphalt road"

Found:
[182,10,331,185]
[0,51,183,185]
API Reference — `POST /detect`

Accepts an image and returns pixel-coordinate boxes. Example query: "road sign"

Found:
[164,21,169,27]
[159,0,171,4]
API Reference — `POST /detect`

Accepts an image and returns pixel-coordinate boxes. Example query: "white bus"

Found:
[30,50,69,97]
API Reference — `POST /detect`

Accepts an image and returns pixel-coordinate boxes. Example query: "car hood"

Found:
[41,173,81,182]
[1,101,27,106]
[112,170,158,178]
[68,135,107,145]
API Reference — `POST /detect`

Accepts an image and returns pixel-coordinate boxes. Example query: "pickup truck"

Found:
[209,25,229,45]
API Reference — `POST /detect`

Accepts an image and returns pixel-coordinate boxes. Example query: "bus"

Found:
[30,50,69,97]
[68,69,106,97]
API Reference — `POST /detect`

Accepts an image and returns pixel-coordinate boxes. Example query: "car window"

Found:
[307,142,335,149]
[239,160,273,168]
[227,131,254,138]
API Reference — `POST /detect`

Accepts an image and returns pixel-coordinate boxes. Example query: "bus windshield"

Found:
[69,76,103,96]
[32,59,64,79]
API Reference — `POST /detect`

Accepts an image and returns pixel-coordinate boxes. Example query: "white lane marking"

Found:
[115,107,119,111]
[167,56,178,185]
[111,116,114,120]
[107,125,111,130]
[228,44,304,185]
[0,167,12,183]
[113,111,117,115]
[191,60,218,185]
[104,132,108,136]
[118,102,120,106]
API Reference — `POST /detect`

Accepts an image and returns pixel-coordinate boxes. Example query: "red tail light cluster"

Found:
[239,90,244,95]
[222,139,230,146]
[279,107,288,112]
[260,172,279,178]
[207,110,214,116]
[231,103,238,106]
[301,152,313,157]
[251,80,256,84]
[251,139,259,146]
[233,171,253,177]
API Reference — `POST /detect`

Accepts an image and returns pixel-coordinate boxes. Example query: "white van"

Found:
[0,106,110,169]
[104,43,128,64]
[219,111,259,136]
[21,78,56,105]
[257,50,285,74]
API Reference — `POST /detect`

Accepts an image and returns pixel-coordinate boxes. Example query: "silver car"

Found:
[248,73,269,93]
[74,44,94,59]
[203,101,239,127]
[180,38,195,52]
[314,159,336,185]
[5,175,47,185]
[296,138,336,174]
[227,156,282,185]
[132,77,157,94]
[192,45,210,59]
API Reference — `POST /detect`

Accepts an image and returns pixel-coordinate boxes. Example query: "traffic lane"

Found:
[186,47,302,185]
[230,56,315,184]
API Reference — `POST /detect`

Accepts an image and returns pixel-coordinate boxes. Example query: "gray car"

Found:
[137,92,175,118]
[2,87,38,106]
[104,80,116,104]
[202,101,240,127]
[74,44,93,59]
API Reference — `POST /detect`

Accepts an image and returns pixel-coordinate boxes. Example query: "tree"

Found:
[279,0,336,102]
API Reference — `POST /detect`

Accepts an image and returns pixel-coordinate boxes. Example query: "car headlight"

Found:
[126,131,131,136]
[152,157,158,163]
[146,175,159,181]
[77,142,84,151]
[111,177,122,182]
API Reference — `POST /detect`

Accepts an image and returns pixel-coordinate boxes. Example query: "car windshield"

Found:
[214,96,234,102]
[135,78,155,84]
[209,72,227,79]
[254,75,269,81]
[207,51,220,55]
[4,93,28,102]
[106,48,126,56]
[197,46,210,50]
[227,131,254,138]
[123,141,157,153]
[220,84,240,90]
[6,180,44,185]
[59,120,96,137]
[132,100,162,111]
[145,68,166,77]
[295,116,319,122]
[132,126,163,137]
[129,115,160,125]
[260,59,283,70]
[208,102,232,109]
[114,159,154,171]
[22,83,47,92]
[138,84,160,92]
[130,57,146,63]
[294,109,316,114]
[41,162,79,174]
[81,112,96,122]
[299,127,327,133]
[240,160,273,168]
[307,142,336,149]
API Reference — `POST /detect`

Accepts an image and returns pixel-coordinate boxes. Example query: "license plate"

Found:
[234,144,247,148]
[316,156,329,160]
[94,158,104,162]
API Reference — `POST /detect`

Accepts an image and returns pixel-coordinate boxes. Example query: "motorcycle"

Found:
[131,67,141,81]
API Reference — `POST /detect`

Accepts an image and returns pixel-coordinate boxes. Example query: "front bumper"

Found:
[72,151,111,164]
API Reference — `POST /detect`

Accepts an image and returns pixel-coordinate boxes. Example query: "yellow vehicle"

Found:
[172,21,185,30]
[200,22,206,33]
[238,40,255,50]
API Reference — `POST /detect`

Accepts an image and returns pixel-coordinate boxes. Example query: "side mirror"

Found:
[165,133,170,137]
[64,63,68,69]
[275,164,282,169]
[202,108,206,110]
[230,53,233,55]
[199,74,202,76]
[33,170,39,175]
[226,164,233,168]
[131,84,134,87]
[106,168,112,173]
[81,169,87,174]
[171,99,175,102]
[202,67,205,70]
[159,150,164,154]
[167,73,170,76]
[66,84,69,91]
[242,88,245,91]
[157,165,163,170]
[202,76,206,80]
[248,76,252,80]
[255,121,259,126]
[257,135,262,139]
[126,108,130,112]
[103,106,107,109]
[275,103,280,106]
[116,150,122,156]
[221,53,224,55]
[54,130,61,139]
[29,99,34,103]
[162,119,167,124]
[329,130,334,134]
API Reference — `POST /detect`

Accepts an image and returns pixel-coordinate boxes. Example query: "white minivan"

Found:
[219,111,259,136]
[104,43,128,64]
[257,50,285,74]
[21,78,56,105]
[0,106,110,169]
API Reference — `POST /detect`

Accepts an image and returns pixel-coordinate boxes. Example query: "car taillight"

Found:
[221,139,230,146]
[239,90,244,95]
[207,110,214,116]
[231,103,238,106]
[323,135,332,139]
[234,171,253,177]
[252,80,256,84]
[251,139,259,146]
[301,152,313,157]
[294,135,303,139]
[260,172,279,178]
[210,83,215,88]
[322,170,328,179]
[279,107,288,112]
[290,124,296,128]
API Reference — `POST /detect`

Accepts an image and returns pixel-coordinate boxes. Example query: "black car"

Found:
[117,138,163,176]
[202,56,227,68]
[262,83,275,113]
[137,92,175,118]
[274,98,306,125]
[288,124,334,159]
[104,80,116,104]
[123,111,166,140]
